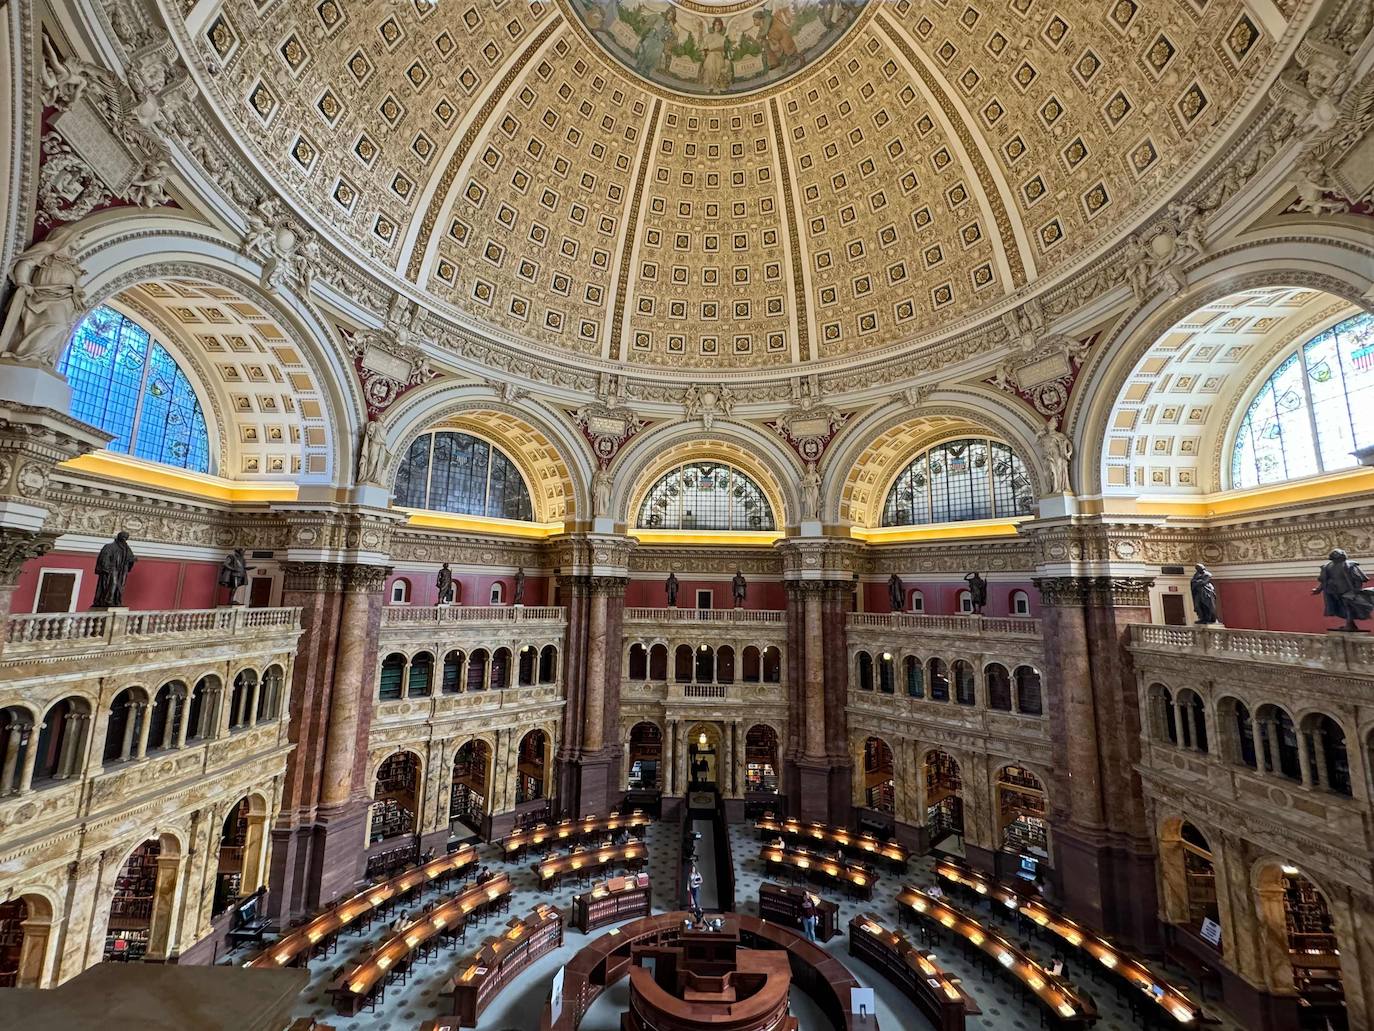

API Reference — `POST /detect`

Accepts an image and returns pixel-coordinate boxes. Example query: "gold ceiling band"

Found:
[610,98,665,360]
[769,96,811,365]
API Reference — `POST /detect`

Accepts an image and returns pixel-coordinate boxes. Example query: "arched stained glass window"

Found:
[881,438,1033,527]
[393,430,535,520]
[636,461,776,531]
[1231,313,1374,488]
[59,306,211,472]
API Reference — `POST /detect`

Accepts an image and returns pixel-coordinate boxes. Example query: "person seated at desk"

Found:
[390,910,410,934]
[570,843,587,855]
[475,865,492,883]
[613,828,629,846]
[420,847,436,864]
[927,882,944,900]
[1048,952,1065,977]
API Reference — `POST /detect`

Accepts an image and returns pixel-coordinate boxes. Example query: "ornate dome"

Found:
[196,0,1281,376]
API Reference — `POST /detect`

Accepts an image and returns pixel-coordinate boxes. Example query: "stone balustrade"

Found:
[621,679,786,705]
[1130,623,1374,673]
[381,605,565,625]
[3,606,301,660]
[623,607,786,624]
[846,611,1042,637]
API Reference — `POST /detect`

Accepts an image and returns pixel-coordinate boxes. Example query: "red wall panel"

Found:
[384,570,548,608]
[624,576,786,609]
[11,551,223,612]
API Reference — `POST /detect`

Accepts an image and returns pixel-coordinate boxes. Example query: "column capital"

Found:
[1031,574,1154,608]
[1019,514,1167,580]
[271,503,402,567]
[775,536,864,581]
[545,532,636,577]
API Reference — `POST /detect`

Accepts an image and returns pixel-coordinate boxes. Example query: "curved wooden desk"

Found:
[756,815,910,870]
[534,841,646,889]
[624,951,797,1031]
[539,912,876,1031]
[248,845,478,969]
[934,860,1203,1025]
[330,873,512,1015]
[500,811,651,858]
[761,842,877,899]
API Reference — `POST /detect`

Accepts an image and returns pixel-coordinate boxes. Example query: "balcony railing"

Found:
[381,605,565,626]
[1131,624,1374,673]
[846,612,1042,637]
[624,607,785,623]
[3,606,301,657]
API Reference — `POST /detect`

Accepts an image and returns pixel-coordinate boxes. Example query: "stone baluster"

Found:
[0,719,25,794]
[175,690,193,748]
[1250,715,1267,772]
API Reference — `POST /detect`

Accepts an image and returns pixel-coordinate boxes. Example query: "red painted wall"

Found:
[1216,577,1333,634]
[11,551,225,612]
[625,576,787,610]
[385,570,548,608]
[861,579,1039,617]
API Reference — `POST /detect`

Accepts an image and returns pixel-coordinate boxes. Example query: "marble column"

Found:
[802,588,824,758]
[582,587,609,753]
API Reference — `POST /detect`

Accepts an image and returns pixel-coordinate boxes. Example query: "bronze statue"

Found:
[514,567,526,605]
[436,562,454,604]
[218,548,248,605]
[665,571,680,607]
[1191,564,1219,625]
[93,531,136,609]
[887,572,904,612]
[963,572,988,614]
[1313,549,1374,632]
[731,570,746,607]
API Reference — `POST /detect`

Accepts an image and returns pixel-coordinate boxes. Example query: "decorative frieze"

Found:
[1031,575,1155,608]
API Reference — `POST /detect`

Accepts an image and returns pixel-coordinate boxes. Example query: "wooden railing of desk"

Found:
[330,873,513,1015]
[896,885,1096,1026]
[535,841,647,889]
[450,904,563,1028]
[500,811,651,858]
[539,911,876,1031]
[571,873,651,933]
[934,860,1204,1026]
[760,843,876,899]
[758,883,839,942]
[755,815,909,869]
[848,914,972,1031]
[249,845,478,969]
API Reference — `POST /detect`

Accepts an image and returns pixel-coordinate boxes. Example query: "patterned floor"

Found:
[264,819,1248,1031]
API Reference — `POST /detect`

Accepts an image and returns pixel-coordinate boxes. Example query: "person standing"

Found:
[688,864,703,910]
[800,892,818,943]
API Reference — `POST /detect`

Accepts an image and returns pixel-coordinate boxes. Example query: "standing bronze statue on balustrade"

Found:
[1313,549,1374,632]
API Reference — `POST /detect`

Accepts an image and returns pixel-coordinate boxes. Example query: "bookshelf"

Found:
[0,898,24,987]
[571,873,651,933]
[369,797,416,843]
[105,840,159,961]
[1284,874,1345,1017]
[1182,845,1218,930]
[998,767,1047,855]
[450,905,563,1026]
[214,801,250,917]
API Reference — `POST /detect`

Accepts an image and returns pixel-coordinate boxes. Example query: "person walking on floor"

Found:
[800,892,819,943]
[689,864,704,910]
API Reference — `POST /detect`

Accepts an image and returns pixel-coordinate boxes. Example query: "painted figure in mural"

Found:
[1191,564,1219,625]
[93,531,137,609]
[887,572,904,613]
[759,5,798,72]
[219,548,249,605]
[699,18,732,90]
[665,571,680,607]
[963,572,988,614]
[635,7,677,75]
[1313,549,1374,631]
[436,562,455,605]
[732,570,747,607]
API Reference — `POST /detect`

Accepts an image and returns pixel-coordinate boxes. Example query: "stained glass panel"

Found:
[634,463,776,531]
[881,437,1033,527]
[390,430,535,520]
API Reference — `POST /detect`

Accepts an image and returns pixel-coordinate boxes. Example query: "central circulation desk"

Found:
[755,815,909,871]
[761,843,876,900]
[330,873,513,1015]
[934,860,1204,1026]
[501,811,651,859]
[848,914,978,1031]
[572,873,652,932]
[449,904,563,1028]
[535,841,647,890]
[896,885,1097,1028]
[249,845,478,969]
[758,883,839,942]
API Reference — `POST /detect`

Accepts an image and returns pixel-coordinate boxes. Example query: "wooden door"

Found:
[35,571,77,613]
[248,576,273,608]
[1161,593,1187,626]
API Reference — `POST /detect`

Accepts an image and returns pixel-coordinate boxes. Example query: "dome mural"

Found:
[568,0,868,96]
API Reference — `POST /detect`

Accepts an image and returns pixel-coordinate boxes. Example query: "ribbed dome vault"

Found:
[201,0,1279,372]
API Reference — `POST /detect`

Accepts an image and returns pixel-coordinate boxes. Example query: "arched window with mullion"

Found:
[391,430,534,521]
[636,461,776,531]
[60,306,211,472]
[881,437,1032,527]
[1232,313,1374,488]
